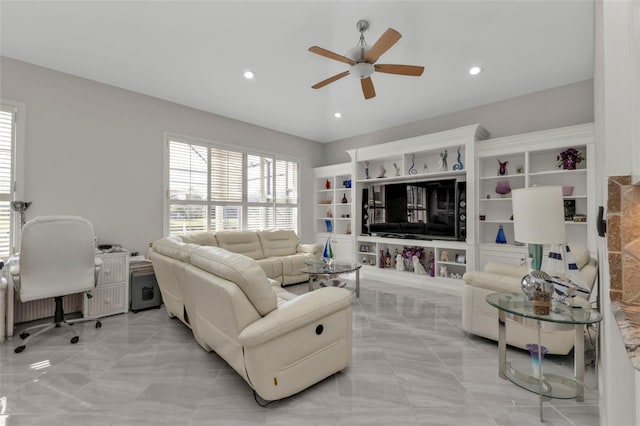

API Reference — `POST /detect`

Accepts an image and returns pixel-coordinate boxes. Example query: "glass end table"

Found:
[486,292,602,422]
[300,261,361,298]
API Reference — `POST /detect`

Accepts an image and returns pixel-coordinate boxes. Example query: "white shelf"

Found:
[356,169,465,185]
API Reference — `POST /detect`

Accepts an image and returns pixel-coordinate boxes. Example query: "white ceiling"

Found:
[0,1,594,143]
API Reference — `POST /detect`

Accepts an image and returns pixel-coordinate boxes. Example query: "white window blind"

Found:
[0,106,16,257]
[167,137,299,236]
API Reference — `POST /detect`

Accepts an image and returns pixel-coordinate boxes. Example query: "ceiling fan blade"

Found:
[361,77,376,100]
[375,64,424,76]
[366,28,401,63]
[308,46,355,65]
[311,71,350,89]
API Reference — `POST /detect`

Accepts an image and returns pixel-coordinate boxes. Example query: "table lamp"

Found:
[512,186,566,271]
[512,186,566,315]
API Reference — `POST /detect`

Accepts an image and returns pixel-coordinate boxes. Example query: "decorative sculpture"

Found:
[408,154,417,175]
[393,163,400,176]
[452,146,464,170]
[438,150,448,172]
[378,164,387,178]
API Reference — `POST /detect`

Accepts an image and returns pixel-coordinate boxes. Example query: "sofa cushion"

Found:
[190,246,276,316]
[255,258,284,283]
[152,237,201,263]
[215,231,264,260]
[178,232,218,247]
[257,230,298,257]
[567,243,589,270]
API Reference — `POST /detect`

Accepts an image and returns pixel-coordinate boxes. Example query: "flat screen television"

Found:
[362,178,465,241]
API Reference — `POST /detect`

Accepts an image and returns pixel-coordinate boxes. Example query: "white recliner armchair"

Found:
[462,243,597,355]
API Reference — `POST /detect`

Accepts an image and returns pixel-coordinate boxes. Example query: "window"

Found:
[0,104,18,257]
[166,136,299,236]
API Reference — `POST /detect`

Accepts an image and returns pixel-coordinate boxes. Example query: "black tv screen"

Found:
[364,179,462,240]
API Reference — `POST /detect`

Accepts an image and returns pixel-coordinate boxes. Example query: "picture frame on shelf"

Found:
[563,200,576,221]
[455,254,466,264]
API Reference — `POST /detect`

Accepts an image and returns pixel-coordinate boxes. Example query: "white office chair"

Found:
[10,216,103,353]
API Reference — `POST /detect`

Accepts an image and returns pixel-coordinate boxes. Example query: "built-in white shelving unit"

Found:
[475,123,595,268]
[313,163,355,263]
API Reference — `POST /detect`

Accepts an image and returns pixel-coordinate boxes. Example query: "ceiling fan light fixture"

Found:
[244,70,255,79]
[334,112,342,118]
[350,62,375,79]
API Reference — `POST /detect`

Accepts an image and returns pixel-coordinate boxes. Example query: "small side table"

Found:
[486,292,602,422]
[300,262,361,298]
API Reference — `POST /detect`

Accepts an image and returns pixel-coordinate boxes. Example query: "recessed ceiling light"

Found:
[334,112,342,118]
[244,71,255,79]
[469,66,483,76]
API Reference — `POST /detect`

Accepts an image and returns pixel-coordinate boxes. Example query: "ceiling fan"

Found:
[308,19,424,100]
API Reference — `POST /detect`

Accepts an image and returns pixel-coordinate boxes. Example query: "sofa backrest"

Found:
[257,230,298,257]
[152,236,201,263]
[190,246,277,316]
[178,232,218,246]
[215,231,264,260]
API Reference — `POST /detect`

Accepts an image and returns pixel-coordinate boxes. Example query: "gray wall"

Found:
[323,79,594,165]
[0,57,325,255]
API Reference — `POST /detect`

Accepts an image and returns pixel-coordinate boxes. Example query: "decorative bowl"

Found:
[562,186,574,196]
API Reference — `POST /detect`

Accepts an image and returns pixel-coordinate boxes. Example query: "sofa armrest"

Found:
[297,243,322,255]
[483,261,528,277]
[462,270,525,294]
[238,287,352,347]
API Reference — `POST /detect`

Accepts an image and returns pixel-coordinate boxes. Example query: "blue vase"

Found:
[496,225,507,244]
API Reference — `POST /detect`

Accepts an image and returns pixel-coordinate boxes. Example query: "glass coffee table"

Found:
[486,292,602,422]
[301,261,361,298]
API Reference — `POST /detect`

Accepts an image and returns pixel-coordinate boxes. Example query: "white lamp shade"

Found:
[512,186,566,244]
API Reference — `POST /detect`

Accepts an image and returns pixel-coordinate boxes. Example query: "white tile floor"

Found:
[0,278,599,425]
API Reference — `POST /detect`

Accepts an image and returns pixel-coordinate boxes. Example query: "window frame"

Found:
[163,132,300,236]
[0,99,26,258]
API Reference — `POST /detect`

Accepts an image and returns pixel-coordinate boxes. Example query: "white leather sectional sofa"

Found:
[149,231,353,401]
[462,243,597,355]
[168,229,322,286]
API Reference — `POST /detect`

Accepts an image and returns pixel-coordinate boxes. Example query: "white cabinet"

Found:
[313,163,355,263]
[475,124,595,265]
[85,250,130,318]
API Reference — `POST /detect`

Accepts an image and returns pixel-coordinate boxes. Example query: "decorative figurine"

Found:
[439,265,448,278]
[440,250,449,262]
[393,163,400,176]
[326,208,333,218]
[325,179,331,189]
[423,163,428,173]
[341,193,348,203]
[364,161,370,179]
[438,150,448,172]
[395,254,405,271]
[408,154,417,175]
[385,249,392,268]
[345,223,351,235]
[378,164,387,178]
[452,146,464,171]
[497,159,509,176]
[413,255,427,275]
[428,251,435,276]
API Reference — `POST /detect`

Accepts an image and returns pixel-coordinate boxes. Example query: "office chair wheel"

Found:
[19,332,30,339]
[15,345,25,353]
[96,321,102,329]
[70,336,79,344]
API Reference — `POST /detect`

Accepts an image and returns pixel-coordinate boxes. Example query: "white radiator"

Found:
[13,293,83,324]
